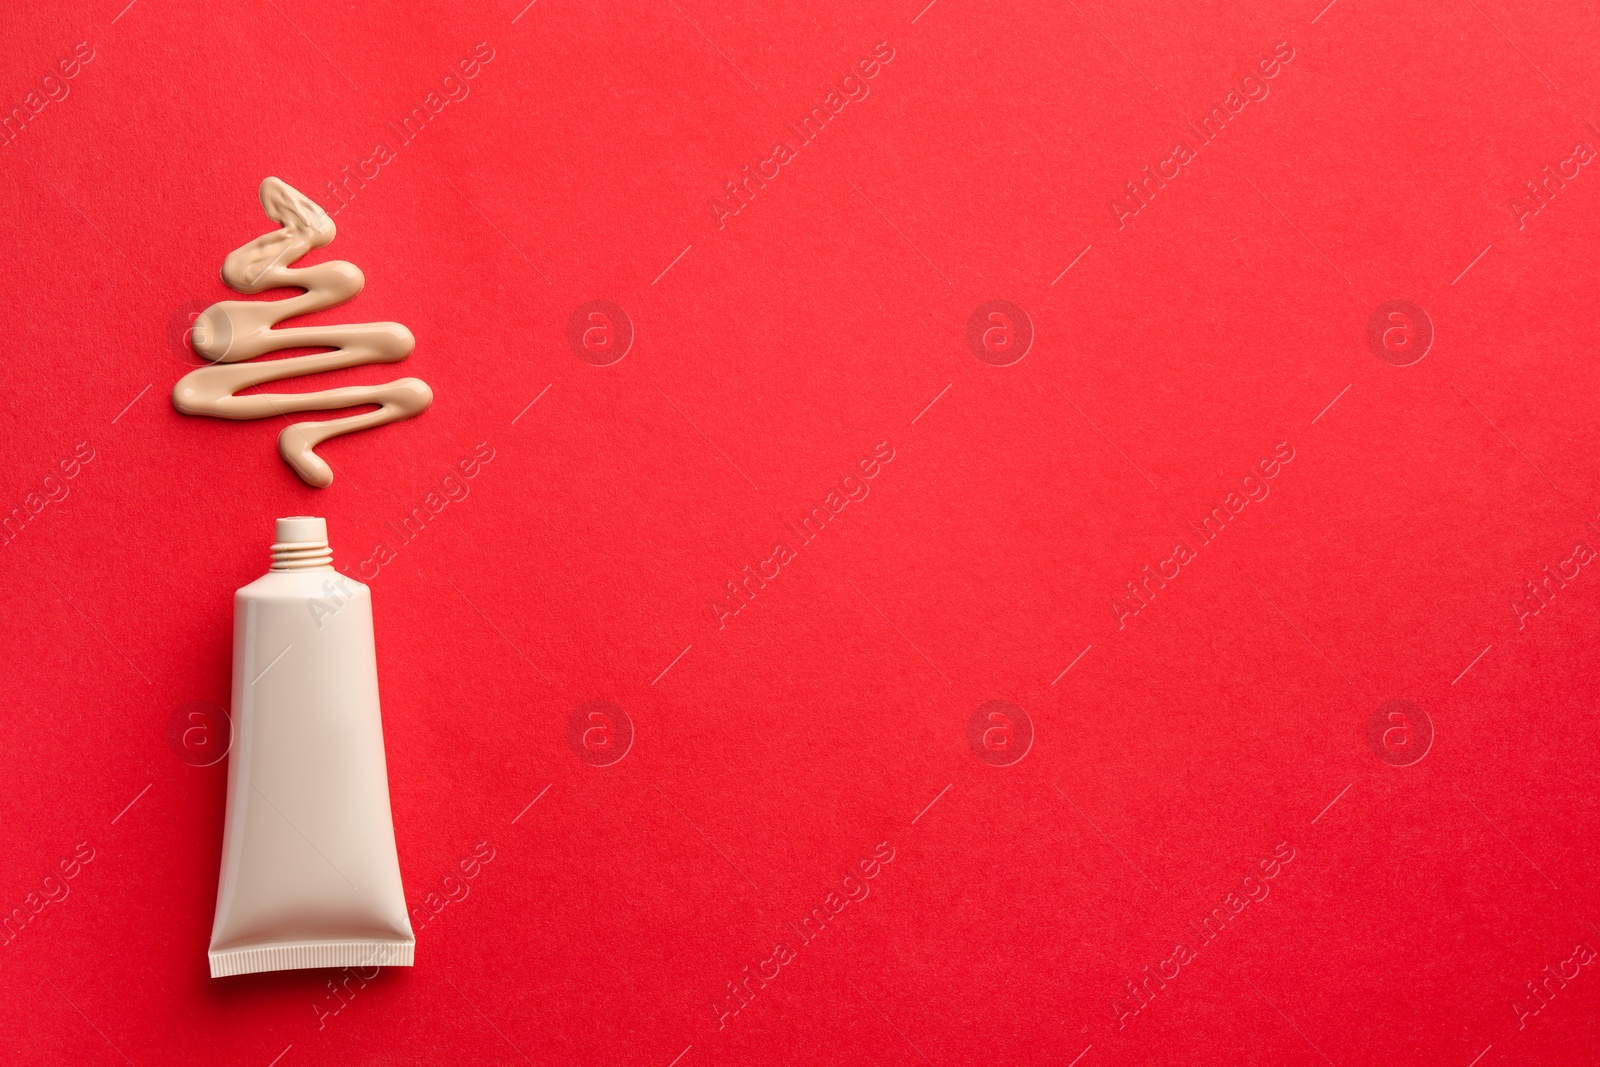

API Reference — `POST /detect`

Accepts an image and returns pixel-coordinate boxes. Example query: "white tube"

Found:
[209,516,414,978]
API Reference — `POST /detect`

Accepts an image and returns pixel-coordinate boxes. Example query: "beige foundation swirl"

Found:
[173,177,432,488]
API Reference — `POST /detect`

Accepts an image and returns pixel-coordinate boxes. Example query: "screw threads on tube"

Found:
[271,516,334,571]
[271,539,334,570]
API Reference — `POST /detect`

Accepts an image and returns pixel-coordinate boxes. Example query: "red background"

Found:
[2,0,1599,1063]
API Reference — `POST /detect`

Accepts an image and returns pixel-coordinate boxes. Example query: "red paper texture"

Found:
[2,0,1598,1063]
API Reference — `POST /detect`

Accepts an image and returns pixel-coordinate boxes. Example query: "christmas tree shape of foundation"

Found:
[173,177,432,488]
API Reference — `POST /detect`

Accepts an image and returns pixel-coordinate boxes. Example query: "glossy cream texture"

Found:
[209,517,414,978]
[172,178,431,488]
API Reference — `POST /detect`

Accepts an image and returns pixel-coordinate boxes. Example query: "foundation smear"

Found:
[173,177,432,488]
